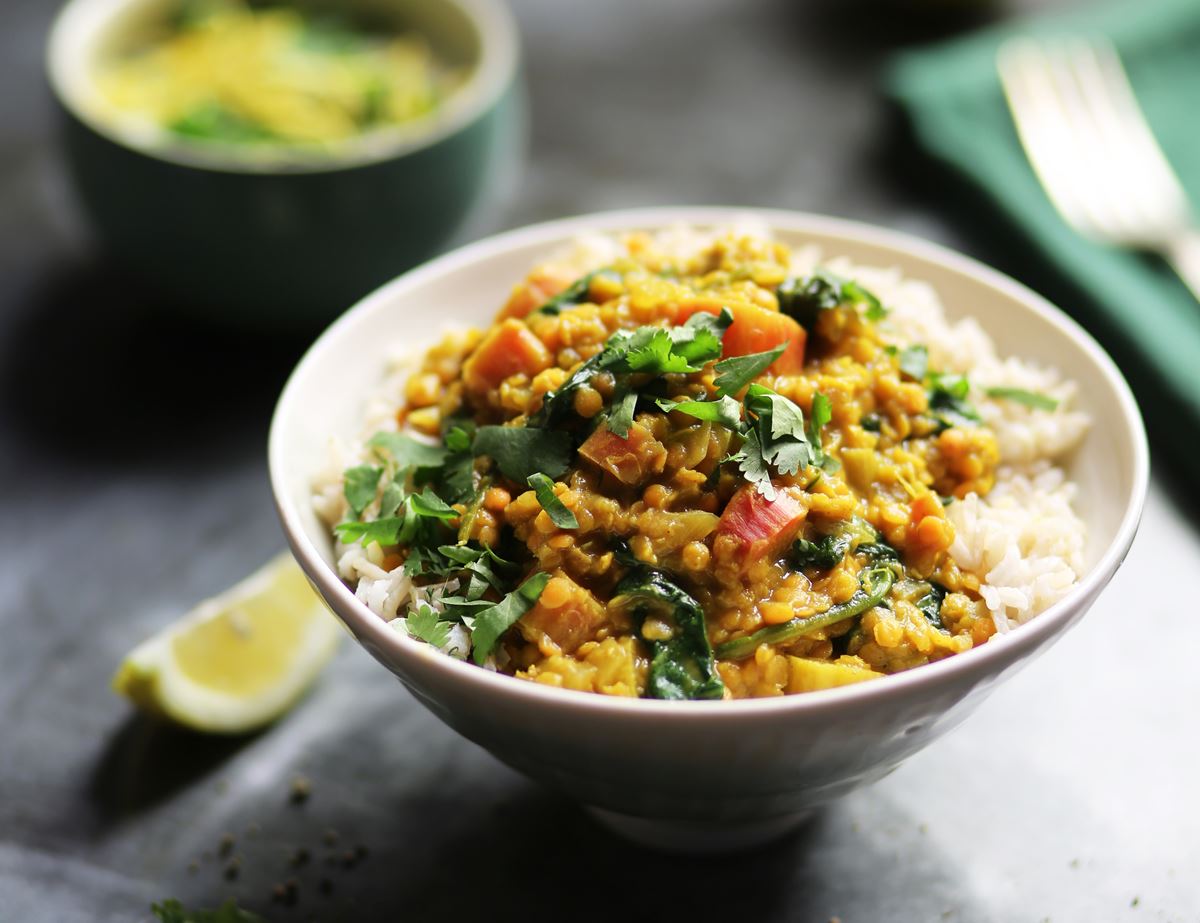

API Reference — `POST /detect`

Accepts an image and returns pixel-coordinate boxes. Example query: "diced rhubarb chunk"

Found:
[578,421,667,486]
[518,572,608,654]
[717,485,807,566]
[675,300,806,375]
[462,319,553,396]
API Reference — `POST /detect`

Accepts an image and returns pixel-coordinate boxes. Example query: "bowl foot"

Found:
[585,805,812,853]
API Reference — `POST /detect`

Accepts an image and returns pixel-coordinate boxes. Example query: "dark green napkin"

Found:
[887,0,1200,465]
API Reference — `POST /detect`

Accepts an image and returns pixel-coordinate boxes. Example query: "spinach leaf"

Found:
[470,571,552,665]
[928,372,981,429]
[984,386,1059,410]
[536,269,619,315]
[473,425,572,482]
[527,473,578,529]
[777,270,886,328]
[343,464,382,518]
[715,564,895,661]
[856,541,900,563]
[860,412,882,432]
[792,532,851,570]
[712,345,785,396]
[916,581,947,630]
[610,569,724,700]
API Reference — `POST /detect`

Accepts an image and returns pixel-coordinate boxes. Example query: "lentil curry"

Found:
[331,231,1016,699]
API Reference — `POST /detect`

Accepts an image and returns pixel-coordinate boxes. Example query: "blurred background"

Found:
[3,0,1198,920]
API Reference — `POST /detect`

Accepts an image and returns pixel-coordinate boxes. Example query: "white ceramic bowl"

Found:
[269,208,1147,851]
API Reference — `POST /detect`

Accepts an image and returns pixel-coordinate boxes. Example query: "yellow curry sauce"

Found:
[340,232,1002,699]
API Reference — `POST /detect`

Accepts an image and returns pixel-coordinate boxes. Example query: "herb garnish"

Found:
[730,384,827,499]
[472,425,572,483]
[984,386,1059,410]
[529,310,732,429]
[342,464,382,518]
[527,473,579,529]
[712,345,785,396]
[403,603,455,650]
[655,394,743,429]
[470,572,552,665]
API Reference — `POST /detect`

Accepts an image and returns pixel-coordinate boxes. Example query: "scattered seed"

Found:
[224,858,241,881]
[187,861,199,875]
[354,844,368,861]
[319,878,334,896]
[322,828,339,847]
[244,823,261,838]
[218,834,236,858]
[289,847,311,869]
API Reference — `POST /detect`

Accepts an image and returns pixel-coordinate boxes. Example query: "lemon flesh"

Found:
[114,553,342,734]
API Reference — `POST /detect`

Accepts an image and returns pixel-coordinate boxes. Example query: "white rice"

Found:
[314,222,1089,637]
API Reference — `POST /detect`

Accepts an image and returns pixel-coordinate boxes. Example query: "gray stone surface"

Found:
[1,0,1195,920]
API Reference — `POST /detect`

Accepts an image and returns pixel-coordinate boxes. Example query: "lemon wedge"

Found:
[113,553,342,734]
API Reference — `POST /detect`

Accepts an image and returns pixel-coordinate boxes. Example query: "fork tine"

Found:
[998,39,1101,236]
[1081,38,1191,230]
[1042,37,1146,240]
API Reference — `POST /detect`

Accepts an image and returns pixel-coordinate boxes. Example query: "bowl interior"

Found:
[47,0,516,173]
[271,207,1147,708]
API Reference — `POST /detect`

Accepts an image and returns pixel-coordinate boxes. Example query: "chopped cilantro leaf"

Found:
[734,384,821,498]
[408,487,457,520]
[712,345,785,396]
[607,390,639,438]
[470,571,552,665]
[378,473,405,517]
[898,344,928,382]
[334,516,404,548]
[473,425,572,482]
[531,311,730,428]
[404,604,453,648]
[984,386,1059,410]
[527,473,579,529]
[368,431,448,469]
[343,464,382,518]
[655,394,743,429]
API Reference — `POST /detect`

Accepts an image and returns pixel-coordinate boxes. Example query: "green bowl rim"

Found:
[45,0,520,176]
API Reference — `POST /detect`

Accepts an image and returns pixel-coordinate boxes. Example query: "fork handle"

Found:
[1164,230,1200,304]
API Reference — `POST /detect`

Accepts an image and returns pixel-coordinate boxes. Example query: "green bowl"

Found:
[46,0,522,327]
